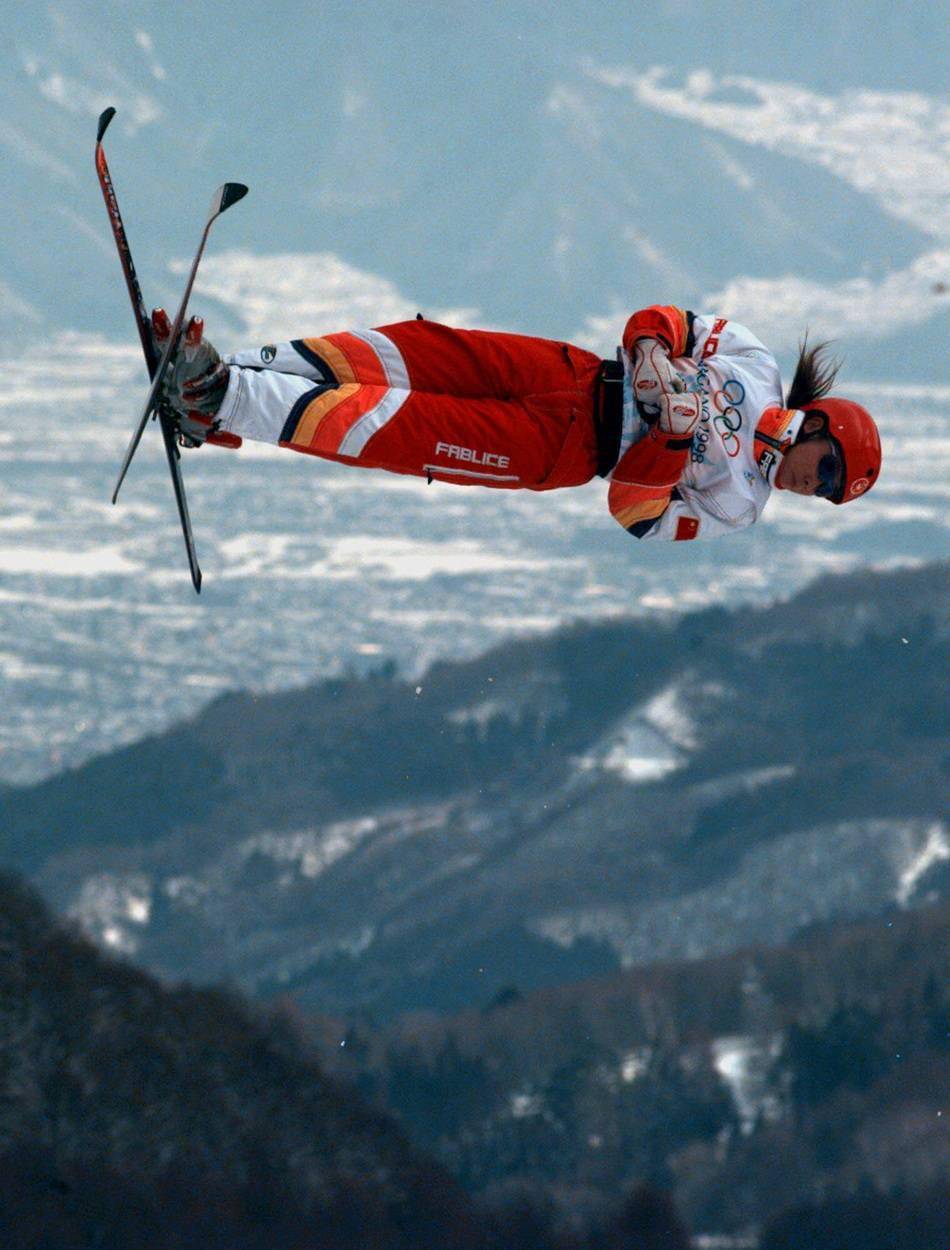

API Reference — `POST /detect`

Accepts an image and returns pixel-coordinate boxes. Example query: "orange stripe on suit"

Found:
[297,336,357,385]
[283,384,361,450]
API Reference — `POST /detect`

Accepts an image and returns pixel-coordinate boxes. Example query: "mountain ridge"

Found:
[2,560,945,1018]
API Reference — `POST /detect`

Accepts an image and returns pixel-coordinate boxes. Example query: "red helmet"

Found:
[801,397,882,504]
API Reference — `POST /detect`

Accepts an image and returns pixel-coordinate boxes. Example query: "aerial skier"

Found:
[93,108,881,555]
[152,304,882,542]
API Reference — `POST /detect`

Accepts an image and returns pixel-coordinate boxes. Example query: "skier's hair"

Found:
[786,335,841,412]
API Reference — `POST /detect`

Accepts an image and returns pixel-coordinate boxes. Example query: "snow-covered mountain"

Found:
[6,562,946,1018]
[2,0,948,376]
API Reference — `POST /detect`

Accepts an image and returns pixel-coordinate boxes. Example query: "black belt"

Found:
[594,357,624,477]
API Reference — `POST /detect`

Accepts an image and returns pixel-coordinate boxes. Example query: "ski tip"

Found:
[97,107,116,143]
[193,567,203,594]
[219,182,249,213]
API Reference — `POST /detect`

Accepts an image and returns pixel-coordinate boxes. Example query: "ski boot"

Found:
[150,308,242,449]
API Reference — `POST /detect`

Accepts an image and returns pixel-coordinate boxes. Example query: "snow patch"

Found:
[693,1237,759,1250]
[1,122,77,183]
[509,1090,544,1119]
[620,1046,652,1083]
[573,720,680,784]
[642,683,701,751]
[311,537,556,582]
[238,818,379,881]
[529,820,944,969]
[593,743,679,784]
[711,1033,784,1134]
[546,83,604,147]
[0,545,141,578]
[704,138,756,191]
[71,874,153,956]
[54,205,118,259]
[588,65,950,239]
[574,679,717,784]
[0,279,42,325]
[586,258,947,362]
[895,822,949,907]
[532,907,628,953]
[692,765,797,804]
[448,698,509,731]
[133,30,166,81]
[579,65,950,350]
[270,926,376,985]
[0,652,63,682]
[164,876,210,906]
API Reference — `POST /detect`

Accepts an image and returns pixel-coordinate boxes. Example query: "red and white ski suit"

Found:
[218,307,784,540]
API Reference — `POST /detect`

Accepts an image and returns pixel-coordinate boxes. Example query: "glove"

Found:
[150,309,240,448]
[655,391,702,438]
[631,337,685,424]
[150,309,239,448]
[151,308,230,418]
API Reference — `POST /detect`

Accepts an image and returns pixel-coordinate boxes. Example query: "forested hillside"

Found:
[2,563,945,1018]
[316,902,949,1238]
[4,873,942,1246]
[0,874,483,1249]
[0,872,735,1248]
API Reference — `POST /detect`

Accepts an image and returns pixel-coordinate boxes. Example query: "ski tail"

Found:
[158,412,202,592]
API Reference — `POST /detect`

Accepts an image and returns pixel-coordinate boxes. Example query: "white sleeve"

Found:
[216,364,317,445]
[686,315,776,365]
[224,340,327,379]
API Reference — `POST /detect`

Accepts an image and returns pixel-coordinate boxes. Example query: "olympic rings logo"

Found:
[712,378,745,457]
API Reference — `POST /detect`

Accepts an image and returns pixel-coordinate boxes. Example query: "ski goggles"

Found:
[815,445,844,499]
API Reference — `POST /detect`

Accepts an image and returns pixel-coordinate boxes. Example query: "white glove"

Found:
[631,337,685,423]
[656,391,702,438]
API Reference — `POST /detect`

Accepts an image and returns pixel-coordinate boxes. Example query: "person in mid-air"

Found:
[153,303,882,542]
